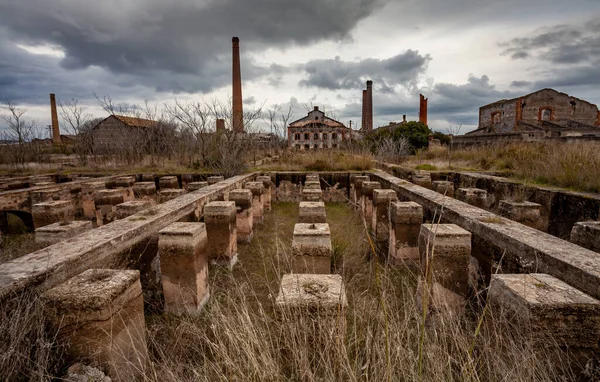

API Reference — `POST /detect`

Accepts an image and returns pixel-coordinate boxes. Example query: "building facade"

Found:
[92,115,159,152]
[287,107,357,149]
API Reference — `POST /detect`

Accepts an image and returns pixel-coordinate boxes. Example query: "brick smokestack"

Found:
[216,118,225,132]
[232,37,244,133]
[49,93,61,144]
[366,80,373,132]
[419,94,428,126]
[361,90,367,131]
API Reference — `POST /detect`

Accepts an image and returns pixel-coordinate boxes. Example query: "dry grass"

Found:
[257,151,373,172]
[405,141,600,193]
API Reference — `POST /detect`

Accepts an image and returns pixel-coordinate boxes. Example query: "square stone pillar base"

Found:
[245,181,265,224]
[204,201,238,268]
[256,175,274,212]
[32,200,75,229]
[302,188,322,202]
[159,176,179,189]
[229,189,254,244]
[187,181,209,192]
[299,201,327,224]
[412,171,432,189]
[207,176,225,185]
[372,189,398,241]
[432,180,454,196]
[159,189,186,203]
[570,221,600,253]
[116,200,153,219]
[292,223,332,274]
[456,188,487,209]
[388,201,423,265]
[35,220,92,246]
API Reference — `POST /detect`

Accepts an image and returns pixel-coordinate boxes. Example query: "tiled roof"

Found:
[113,115,159,128]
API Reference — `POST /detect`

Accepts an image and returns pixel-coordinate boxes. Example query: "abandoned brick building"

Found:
[455,88,600,146]
[287,106,357,149]
[92,115,159,152]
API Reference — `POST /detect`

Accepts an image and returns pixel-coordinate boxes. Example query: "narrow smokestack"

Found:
[216,118,225,132]
[366,80,373,132]
[232,37,244,133]
[49,93,61,144]
[419,94,428,126]
[403,114,407,123]
[361,90,367,131]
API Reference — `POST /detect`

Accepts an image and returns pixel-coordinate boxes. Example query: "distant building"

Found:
[454,88,600,147]
[287,106,358,149]
[91,115,159,152]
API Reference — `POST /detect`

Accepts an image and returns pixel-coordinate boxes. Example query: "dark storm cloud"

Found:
[298,50,431,91]
[510,80,532,88]
[500,20,600,65]
[0,0,386,95]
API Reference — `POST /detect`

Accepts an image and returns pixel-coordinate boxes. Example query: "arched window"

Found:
[491,111,501,125]
[323,133,328,140]
[304,133,309,140]
[304,144,310,150]
[540,108,552,121]
[314,133,319,140]
[332,133,337,140]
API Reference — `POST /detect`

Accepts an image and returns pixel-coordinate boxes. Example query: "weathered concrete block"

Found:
[35,220,92,246]
[489,273,600,348]
[140,173,155,182]
[204,201,237,267]
[116,201,152,220]
[159,189,186,203]
[352,174,370,207]
[159,176,179,189]
[305,174,319,183]
[361,181,381,223]
[187,181,209,192]
[570,221,600,253]
[132,182,156,200]
[432,180,454,196]
[456,188,487,208]
[31,188,61,205]
[499,200,542,228]
[299,201,327,224]
[159,222,209,314]
[94,189,130,225]
[245,181,265,223]
[42,269,147,381]
[33,181,54,187]
[418,224,472,312]
[80,182,106,220]
[372,189,398,241]
[412,171,432,189]
[388,202,423,264]
[114,176,135,188]
[276,273,347,312]
[207,176,225,185]
[302,188,322,202]
[256,175,273,212]
[32,200,75,229]
[292,223,332,274]
[229,189,254,244]
[304,181,321,190]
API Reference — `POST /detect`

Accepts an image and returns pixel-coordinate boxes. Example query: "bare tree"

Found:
[165,99,212,166]
[446,124,463,167]
[0,101,40,166]
[374,136,411,164]
[264,103,294,154]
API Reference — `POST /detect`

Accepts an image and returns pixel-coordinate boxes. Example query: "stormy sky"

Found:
[1,0,599,135]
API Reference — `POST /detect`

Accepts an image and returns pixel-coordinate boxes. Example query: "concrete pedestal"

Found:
[372,189,398,241]
[114,176,135,188]
[204,201,237,267]
[305,174,319,183]
[187,181,209,192]
[304,181,321,190]
[302,188,322,202]
[42,269,147,381]
[256,175,274,212]
[94,189,131,225]
[116,201,152,220]
[292,223,332,274]
[432,180,454,196]
[207,176,225,185]
[418,224,472,312]
[32,200,75,229]
[570,221,600,253]
[159,189,186,203]
[35,220,92,246]
[229,189,254,244]
[81,182,106,220]
[132,182,156,202]
[352,175,370,208]
[159,176,179,189]
[159,222,210,314]
[361,181,381,224]
[499,200,542,229]
[299,202,327,224]
[245,181,265,224]
[456,188,487,209]
[412,171,432,189]
[388,202,423,264]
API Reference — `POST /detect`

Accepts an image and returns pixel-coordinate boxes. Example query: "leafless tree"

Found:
[165,99,213,166]
[374,136,411,163]
[446,124,463,167]
[0,101,40,166]
[264,103,294,154]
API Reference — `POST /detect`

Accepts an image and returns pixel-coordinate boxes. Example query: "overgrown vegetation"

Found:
[258,151,373,172]
[367,121,434,153]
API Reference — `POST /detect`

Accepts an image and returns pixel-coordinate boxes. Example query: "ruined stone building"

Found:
[92,115,159,152]
[288,106,357,149]
[456,88,600,146]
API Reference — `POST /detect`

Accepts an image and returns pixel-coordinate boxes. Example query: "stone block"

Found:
[81,182,105,220]
[116,201,152,219]
[489,273,600,348]
[412,171,432,189]
[499,200,542,228]
[418,224,472,312]
[159,222,209,314]
[42,269,147,381]
[570,221,600,253]
[207,176,225,185]
[132,182,156,199]
[302,188,323,202]
[299,201,327,224]
[33,181,54,187]
[352,174,370,207]
[35,220,92,246]
[292,223,332,274]
[305,174,319,183]
[31,188,61,204]
[256,175,274,212]
[432,180,454,196]
[187,181,209,192]
[456,188,487,208]
[389,202,423,263]
[229,189,254,244]
[94,189,133,225]
[159,176,179,189]
[159,189,186,203]
[204,201,237,267]
[304,181,321,190]
[114,176,135,188]
[32,200,75,229]
[372,189,398,241]
[361,181,380,223]
[140,173,155,182]
[94,189,126,206]
[245,181,265,223]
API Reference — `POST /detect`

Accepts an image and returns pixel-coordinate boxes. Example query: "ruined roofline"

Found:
[93,115,159,130]
[479,88,599,110]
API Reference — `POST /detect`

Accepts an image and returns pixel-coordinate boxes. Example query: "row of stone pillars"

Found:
[354,173,600,369]
[37,175,277,381]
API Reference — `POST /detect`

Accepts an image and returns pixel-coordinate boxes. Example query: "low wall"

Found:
[271,172,354,202]
[371,170,600,300]
[0,173,255,301]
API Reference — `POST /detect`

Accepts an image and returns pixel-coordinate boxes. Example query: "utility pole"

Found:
[348,120,353,130]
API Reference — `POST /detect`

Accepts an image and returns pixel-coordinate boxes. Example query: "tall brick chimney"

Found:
[49,93,61,144]
[366,80,373,132]
[361,90,367,131]
[419,94,428,126]
[232,37,244,133]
